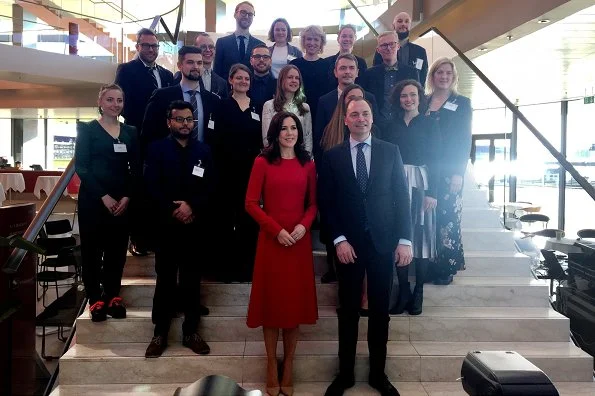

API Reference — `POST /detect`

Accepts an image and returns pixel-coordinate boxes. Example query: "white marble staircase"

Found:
[51,171,594,395]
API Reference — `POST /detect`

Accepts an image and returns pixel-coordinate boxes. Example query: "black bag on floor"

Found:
[461,351,559,396]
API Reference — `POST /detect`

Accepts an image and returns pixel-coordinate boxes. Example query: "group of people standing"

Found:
[73,3,472,396]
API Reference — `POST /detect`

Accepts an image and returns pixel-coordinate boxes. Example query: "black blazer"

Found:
[115,58,174,131]
[373,41,428,85]
[214,33,265,81]
[318,137,411,254]
[426,93,473,178]
[173,70,229,99]
[140,85,220,155]
[325,52,368,91]
[144,135,215,225]
[313,88,378,164]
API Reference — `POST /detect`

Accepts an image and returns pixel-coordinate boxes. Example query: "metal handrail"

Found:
[425,26,595,202]
[2,158,75,275]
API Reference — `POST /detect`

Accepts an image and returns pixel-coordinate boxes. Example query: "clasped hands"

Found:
[277,224,306,247]
[335,240,413,267]
[101,195,129,216]
[172,201,194,224]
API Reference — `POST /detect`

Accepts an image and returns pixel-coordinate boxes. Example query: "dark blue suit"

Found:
[173,70,229,99]
[214,33,265,81]
[144,135,215,337]
[318,136,411,379]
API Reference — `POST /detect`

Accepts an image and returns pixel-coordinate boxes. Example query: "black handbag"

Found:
[461,351,559,396]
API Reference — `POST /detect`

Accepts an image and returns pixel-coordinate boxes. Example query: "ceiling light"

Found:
[538,19,551,24]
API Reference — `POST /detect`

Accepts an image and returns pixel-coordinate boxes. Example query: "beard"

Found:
[172,129,191,140]
[397,31,410,40]
[183,71,201,81]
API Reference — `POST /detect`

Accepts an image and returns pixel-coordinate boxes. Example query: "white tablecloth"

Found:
[0,173,26,193]
[0,182,5,206]
[34,175,67,199]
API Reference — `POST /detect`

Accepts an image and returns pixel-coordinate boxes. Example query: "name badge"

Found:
[444,102,458,111]
[287,54,297,62]
[415,58,424,70]
[208,119,215,129]
[192,165,205,178]
[113,143,127,153]
[251,112,260,121]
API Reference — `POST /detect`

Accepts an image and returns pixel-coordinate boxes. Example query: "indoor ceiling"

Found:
[455,3,595,108]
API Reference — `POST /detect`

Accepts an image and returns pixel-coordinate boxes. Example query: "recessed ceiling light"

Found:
[538,19,551,24]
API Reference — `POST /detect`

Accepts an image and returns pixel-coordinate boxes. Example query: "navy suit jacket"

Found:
[173,70,228,99]
[140,85,220,155]
[325,52,368,91]
[313,88,378,165]
[373,41,428,85]
[214,33,265,81]
[144,135,215,225]
[115,58,175,131]
[318,137,411,255]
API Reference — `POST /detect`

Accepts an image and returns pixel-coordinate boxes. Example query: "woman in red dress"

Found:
[245,111,318,396]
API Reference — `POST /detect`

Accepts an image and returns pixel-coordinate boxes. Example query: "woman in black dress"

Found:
[75,83,140,322]
[290,25,329,124]
[383,79,440,315]
[425,57,472,285]
[212,63,263,282]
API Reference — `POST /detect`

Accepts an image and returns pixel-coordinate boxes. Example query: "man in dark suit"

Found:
[315,53,377,167]
[115,28,174,257]
[372,12,428,85]
[362,31,419,133]
[142,46,220,154]
[115,28,174,132]
[325,24,367,91]
[213,1,265,81]
[248,44,276,115]
[173,33,228,99]
[319,97,412,396]
[144,100,215,358]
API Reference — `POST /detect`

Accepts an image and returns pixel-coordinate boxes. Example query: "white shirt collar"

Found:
[349,133,372,149]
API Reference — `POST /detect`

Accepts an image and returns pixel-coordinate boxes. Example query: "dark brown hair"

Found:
[261,112,311,166]
[273,65,308,116]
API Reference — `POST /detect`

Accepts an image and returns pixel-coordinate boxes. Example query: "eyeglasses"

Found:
[239,10,255,17]
[198,44,215,51]
[378,42,397,50]
[170,117,195,124]
[251,54,271,60]
[139,43,160,50]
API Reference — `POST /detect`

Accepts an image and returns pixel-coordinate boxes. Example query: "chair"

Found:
[45,219,73,236]
[577,229,595,239]
[538,249,568,297]
[519,213,550,229]
[66,174,80,226]
[36,235,78,306]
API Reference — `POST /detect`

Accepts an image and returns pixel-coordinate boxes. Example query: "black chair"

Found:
[36,236,78,306]
[519,213,550,228]
[537,249,568,297]
[44,219,73,236]
[577,229,595,239]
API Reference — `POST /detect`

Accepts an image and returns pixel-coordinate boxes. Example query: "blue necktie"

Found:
[356,142,368,194]
[187,90,199,138]
[238,35,246,60]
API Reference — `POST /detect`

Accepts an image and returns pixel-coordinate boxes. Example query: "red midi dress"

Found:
[245,156,318,328]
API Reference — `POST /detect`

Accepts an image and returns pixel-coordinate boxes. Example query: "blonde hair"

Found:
[426,57,458,95]
[377,30,397,42]
[97,83,123,115]
[300,25,326,53]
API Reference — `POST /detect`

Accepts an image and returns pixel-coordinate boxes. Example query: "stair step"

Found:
[76,306,568,343]
[461,228,517,251]
[118,277,549,308]
[461,207,502,228]
[49,381,595,396]
[59,340,592,385]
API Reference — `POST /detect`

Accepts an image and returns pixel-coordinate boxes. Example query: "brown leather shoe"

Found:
[145,335,167,358]
[182,332,210,355]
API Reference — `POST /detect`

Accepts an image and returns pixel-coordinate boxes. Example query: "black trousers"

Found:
[79,204,129,304]
[152,221,202,337]
[336,234,393,379]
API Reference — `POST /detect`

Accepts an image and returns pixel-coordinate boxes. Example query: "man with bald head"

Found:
[373,11,428,85]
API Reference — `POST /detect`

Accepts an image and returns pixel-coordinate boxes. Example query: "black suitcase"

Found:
[461,351,559,396]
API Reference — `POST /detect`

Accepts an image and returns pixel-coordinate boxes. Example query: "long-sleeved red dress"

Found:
[245,156,318,328]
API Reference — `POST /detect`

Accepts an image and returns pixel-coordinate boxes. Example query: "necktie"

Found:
[187,90,199,137]
[356,142,368,194]
[147,66,158,89]
[238,35,246,60]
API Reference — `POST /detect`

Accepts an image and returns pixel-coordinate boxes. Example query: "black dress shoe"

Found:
[183,332,210,355]
[145,335,167,358]
[324,375,355,396]
[369,374,400,396]
[433,275,453,285]
[321,271,337,283]
[198,304,210,316]
[359,308,369,317]
[128,244,149,257]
